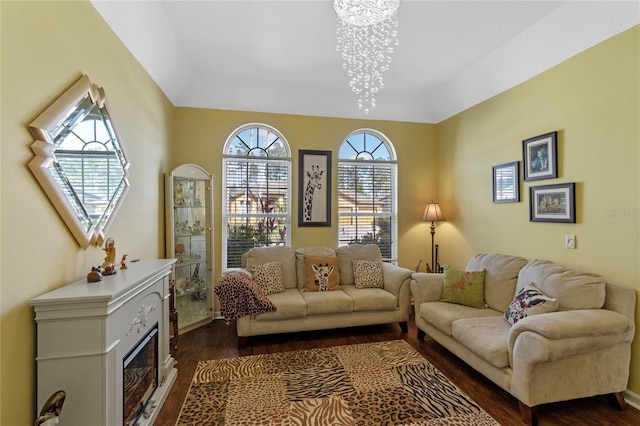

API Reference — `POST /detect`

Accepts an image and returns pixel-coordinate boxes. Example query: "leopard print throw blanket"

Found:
[214,271,276,324]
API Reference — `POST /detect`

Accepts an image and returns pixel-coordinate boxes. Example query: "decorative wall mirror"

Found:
[28,75,130,248]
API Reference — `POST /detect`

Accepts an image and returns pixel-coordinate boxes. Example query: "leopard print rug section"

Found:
[177,340,499,426]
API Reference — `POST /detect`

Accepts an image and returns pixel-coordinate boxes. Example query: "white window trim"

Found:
[337,128,398,263]
[222,123,292,272]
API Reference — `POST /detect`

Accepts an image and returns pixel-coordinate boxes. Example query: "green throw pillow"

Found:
[441,266,486,309]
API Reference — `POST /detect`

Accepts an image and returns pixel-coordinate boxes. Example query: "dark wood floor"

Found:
[156,317,640,426]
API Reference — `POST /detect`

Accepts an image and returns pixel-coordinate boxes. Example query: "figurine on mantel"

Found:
[86,266,103,283]
[87,238,123,282]
[101,237,117,275]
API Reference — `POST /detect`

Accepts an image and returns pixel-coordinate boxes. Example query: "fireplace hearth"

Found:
[32,259,177,425]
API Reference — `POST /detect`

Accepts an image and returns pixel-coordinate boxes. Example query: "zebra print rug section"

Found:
[176,339,499,425]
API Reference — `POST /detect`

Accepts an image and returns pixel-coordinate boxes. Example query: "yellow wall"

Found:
[437,26,640,392]
[170,108,437,283]
[1,0,638,423]
[0,1,173,424]
[0,3,435,422]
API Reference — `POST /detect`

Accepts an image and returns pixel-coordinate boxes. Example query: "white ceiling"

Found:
[91,1,639,124]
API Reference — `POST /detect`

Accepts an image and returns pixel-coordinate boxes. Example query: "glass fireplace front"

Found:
[123,325,158,426]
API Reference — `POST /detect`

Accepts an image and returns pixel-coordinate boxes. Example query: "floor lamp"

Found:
[421,202,446,272]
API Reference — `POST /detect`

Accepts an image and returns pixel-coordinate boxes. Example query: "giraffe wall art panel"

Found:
[298,150,332,227]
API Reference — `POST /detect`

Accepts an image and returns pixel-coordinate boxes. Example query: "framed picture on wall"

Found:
[298,150,331,227]
[523,131,558,181]
[492,161,520,203]
[529,182,575,223]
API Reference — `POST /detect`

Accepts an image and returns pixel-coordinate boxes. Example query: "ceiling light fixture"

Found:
[335,0,399,114]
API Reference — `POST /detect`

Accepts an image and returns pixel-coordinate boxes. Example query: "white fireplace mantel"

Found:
[31,259,177,425]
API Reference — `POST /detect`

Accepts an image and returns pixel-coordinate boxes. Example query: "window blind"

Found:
[338,162,394,260]
[55,150,125,228]
[223,156,290,268]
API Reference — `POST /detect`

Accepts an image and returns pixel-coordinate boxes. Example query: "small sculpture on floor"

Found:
[34,390,66,426]
[415,259,434,273]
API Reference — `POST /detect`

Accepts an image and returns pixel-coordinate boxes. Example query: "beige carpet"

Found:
[177,339,499,425]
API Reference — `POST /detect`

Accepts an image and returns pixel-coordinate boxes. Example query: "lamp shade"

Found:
[421,202,445,222]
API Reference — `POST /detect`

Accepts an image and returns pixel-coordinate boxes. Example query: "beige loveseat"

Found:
[411,253,636,426]
[237,244,413,345]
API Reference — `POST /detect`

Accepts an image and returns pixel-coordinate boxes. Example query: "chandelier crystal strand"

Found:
[335,0,399,114]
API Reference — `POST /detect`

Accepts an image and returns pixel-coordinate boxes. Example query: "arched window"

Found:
[222,124,291,269]
[338,130,397,262]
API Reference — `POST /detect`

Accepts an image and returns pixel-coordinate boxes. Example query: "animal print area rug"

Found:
[176,340,499,426]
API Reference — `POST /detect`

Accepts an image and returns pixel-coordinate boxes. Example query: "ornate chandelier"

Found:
[335,0,399,114]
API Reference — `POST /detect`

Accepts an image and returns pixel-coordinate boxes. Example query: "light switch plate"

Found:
[565,234,576,249]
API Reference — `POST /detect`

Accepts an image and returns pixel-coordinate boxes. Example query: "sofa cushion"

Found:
[504,282,558,325]
[254,289,307,321]
[301,290,353,315]
[336,244,382,285]
[250,261,285,295]
[452,316,511,368]
[245,246,297,289]
[420,301,502,336]
[516,259,606,310]
[353,259,384,289]
[295,247,337,289]
[441,266,486,308]
[341,285,397,311]
[304,255,340,291]
[466,253,529,312]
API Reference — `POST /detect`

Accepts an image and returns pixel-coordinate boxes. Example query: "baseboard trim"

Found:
[625,389,640,410]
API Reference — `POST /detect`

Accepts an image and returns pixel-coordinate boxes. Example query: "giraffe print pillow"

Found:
[352,259,384,289]
[304,256,340,291]
[250,261,286,295]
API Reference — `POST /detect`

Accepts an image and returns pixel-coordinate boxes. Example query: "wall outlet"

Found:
[565,234,576,249]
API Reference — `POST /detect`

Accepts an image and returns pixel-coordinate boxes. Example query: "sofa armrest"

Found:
[410,272,444,305]
[508,309,634,366]
[381,263,413,297]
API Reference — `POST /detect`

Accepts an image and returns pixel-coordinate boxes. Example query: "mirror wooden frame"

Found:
[28,75,130,248]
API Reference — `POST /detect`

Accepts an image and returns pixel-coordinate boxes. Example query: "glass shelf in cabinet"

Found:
[174,230,208,237]
[175,258,206,268]
[174,205,205,209]
[174,281,208,298]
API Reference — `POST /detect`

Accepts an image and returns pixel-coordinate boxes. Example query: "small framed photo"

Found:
[492,161,520,203]
[529,182,575,223]
[298,150,331,227]
[523,131,557,181]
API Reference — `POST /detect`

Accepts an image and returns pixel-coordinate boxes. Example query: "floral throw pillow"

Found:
[441,266,486,309]
[504,282,558,325]
[353,259,384,289]
[250,261,285,295]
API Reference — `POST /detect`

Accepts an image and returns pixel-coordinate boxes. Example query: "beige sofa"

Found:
[411,253,636,426]
[237,244,413,345]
